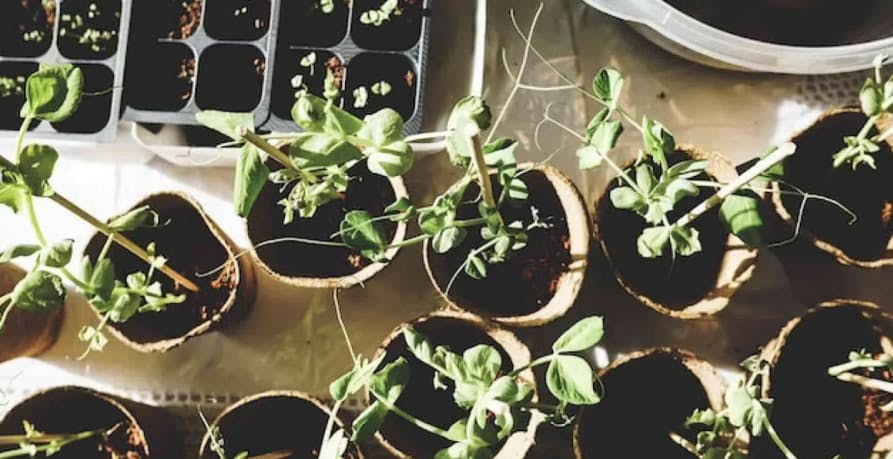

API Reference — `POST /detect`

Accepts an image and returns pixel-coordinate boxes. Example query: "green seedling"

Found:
[0,420,121,458]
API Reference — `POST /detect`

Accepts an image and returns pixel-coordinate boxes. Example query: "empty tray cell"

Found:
[345,52,418,121]
[277,0,349,47]
[129,0,202,41]
[271,49,343,120]
[351,0,424,51]
[204,0,271,41]
[51,63,113,133]
[124,42,196,112]
[195,44,266,112]
[1,0,55,58]
[0,62,40,131]
[58,0,122,60]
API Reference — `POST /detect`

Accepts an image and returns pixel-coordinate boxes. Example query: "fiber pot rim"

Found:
[769,108,893,268]
[593,145,759,319]
[245,152,410,289]
[197,390,363,459]
[423,162,591,327]
[0,263,63,361]
[86,191,257,353]
[365,309,542,459]
[572,347,727,459]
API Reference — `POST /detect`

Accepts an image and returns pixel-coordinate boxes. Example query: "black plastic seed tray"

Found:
[0,0,130,141]
[121,0,433,134]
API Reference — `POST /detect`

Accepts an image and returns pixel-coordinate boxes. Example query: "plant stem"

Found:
[672,143,796,229]
[0,428,103,459]
[667,431,699,456]
[14,116,32,160]
[24,195,47,245]
[318,399,342,458]
[835,372,893,394]
[507,354,556,378]
[0,295,13,334]
[405,131,453,143]
[239,128,308,177]
[828,358,891,377]
[762,417,798,459]
[369,389,458,442]
[387,234,430,250]
[469,135,499,211]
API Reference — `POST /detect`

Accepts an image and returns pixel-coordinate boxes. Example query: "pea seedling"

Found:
[0,64,196,359]
[198,409,293,459]
[832,55,893,170]
[0,420,122,458]
[829,349,893,407]
[360,0,400,27]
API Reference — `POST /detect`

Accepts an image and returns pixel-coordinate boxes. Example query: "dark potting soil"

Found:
[779,110,893,262]
[351,0,424,51]
[248,160,398,279]
[0,0,54,57]
[758,306,885,458]
[666,0,885,47]
[84,197,236,344]
[204,0,270,41]
[195,44,265,112]
[379,317,516,458]
[124,42,195,112]
[576,351,711,459]
[57,0,121,60]
[0,61,40,131]
[198,395,359,459]
[271,49,342,120]
[858,355,893,440]
[596,152,727,309]
[344,52,417,121]
[426,170,571,317]
[0,388,147,459]
[51,64,113,134]
[277,0,349,47]
[128,0,201,40]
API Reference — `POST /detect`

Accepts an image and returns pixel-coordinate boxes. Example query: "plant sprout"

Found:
[0,77,25,99]
[679,356,797,459]
[0,64,197,358]
[832,55,893,170]
[300,52,317,77]
[198,409,292,459]
[319,0,335,14]
[372,81,392,97]
[829,350,893,409]
[353,86,369,109]
[0,420,121,458]
[58,3,118,54]
[360,0,400,27]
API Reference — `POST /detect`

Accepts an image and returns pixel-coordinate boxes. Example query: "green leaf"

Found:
[552,316,604,353]
[432,226,467,254]
[609,186,644,211]
[21,64,84,122]
[637,226,672,258]
[292,93,363,134]
[330,354,386,402]
[463,345,502,384]
[88,257,116,300]
[38,239,73,268]
[576,145,602,170]
[671,225,702,257]
[465,253,488,279]
[340,210,387,261]
[590,119,623,155]
[10,270,65,312]
[546,355,600,405]
[0,244,41,262]
[861,78,882,117]
[108,206,161,232]
[353,358,410,441]
[18,144,58,196]
[234,145,270,218]
[592,67,624,108]
[367,141,414,177]
[358,109,405,146]
[642,117,674,170]
[719,191,765,248]
[288,132,363,168]
[0,183,25,213]
[446,97,492,167]
[318,429,348,459]
[505,178,528,203]
[483,138,518,170]
[635,164,655,194]
[194,111,254,140]
[385,197,414,222]
[666,160,707,179]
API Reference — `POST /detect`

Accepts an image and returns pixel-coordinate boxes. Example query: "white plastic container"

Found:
[582,0,893,74]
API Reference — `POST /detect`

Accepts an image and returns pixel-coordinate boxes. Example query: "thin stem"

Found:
[405,131,453,142]
[444,237,500,296]
[828,358,891,377]
[835,372,893,394]
[469,135,499,211]
[507,354,556,378]
[15,116,32,160]
[196,237,348,279]
[369,388,458,442]
[24,195,47,245]
[763,417,798,459]
[239,128,317,183]
[60,267,90,291]
[386,234,430,250]
[0,428,103,459]
[668,431,699,456]
[319,398,343,459]
[332,289,356,363]
[0,295,14,334]
[77,311,111,361]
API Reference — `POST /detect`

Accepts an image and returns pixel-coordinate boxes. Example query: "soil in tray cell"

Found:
[129,0,202,40]
[0,0,55,58]
[271,49,343,120]
[0,62,40,131]
[351,0,424,51]
[58,0,121,60]
[51,63,113,134]
[124,42,196,112]
[195,44,266,112]
[204,0,271,41]
[277,0,349,47]
[344,52,418,121]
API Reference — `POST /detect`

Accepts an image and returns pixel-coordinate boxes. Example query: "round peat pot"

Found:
[84,192,257,352]
[247,158,408,289]
[0,263,63,362]
[595,147,758,319]
[0,386,180,458]
[367,311,538,459]
[573,348,725,459]
[424,164,590,327]
[771,108,893,268]
[198,391,362,459]
[0,0,54,57]
[756,301,893,458]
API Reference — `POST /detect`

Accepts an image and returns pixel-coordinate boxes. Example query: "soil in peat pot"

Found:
[51,64,114,134]
[271,49,343,120]
[0,0,55,57]
[778,110,893,262]
[204,0,270,41]
[378,317,517,458]
[576,352,713,459]
[426,170,571,318]
[351,0,423,51]
[0,61,40,131]
[0,389,148,459]
[759,306,889,458]
[344,52,418,121]
[195,44,265,112]
[248,160,398,279]
[84,198,236,344]
[199,395,360,459]
[596,152,727,309]
[277,0,349,47]
[124,42,196,112]
[57,0,121,61]
[129,0,202,40]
